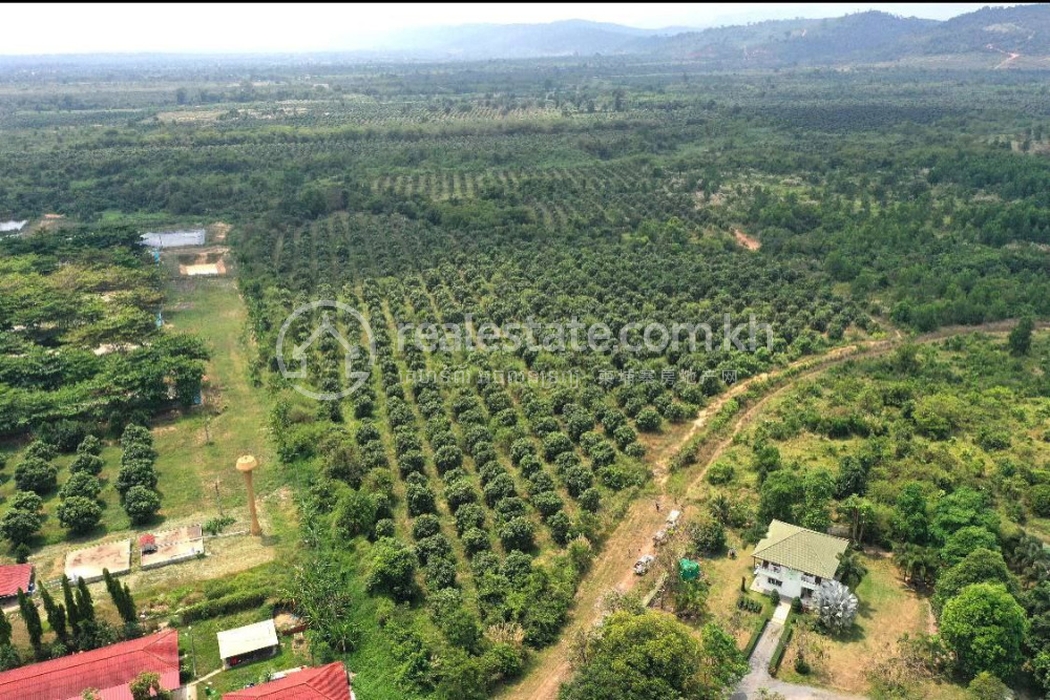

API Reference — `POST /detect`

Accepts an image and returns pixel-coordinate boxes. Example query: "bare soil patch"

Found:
[178,247,230,277]
[64,539,132,582]
[208,222,231,243]
[733,228,761,250]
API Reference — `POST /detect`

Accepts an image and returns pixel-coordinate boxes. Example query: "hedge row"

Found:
[179,590,268,623]
[743,614,770,660]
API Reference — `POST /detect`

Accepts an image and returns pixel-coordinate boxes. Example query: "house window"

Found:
[767,577,782,587]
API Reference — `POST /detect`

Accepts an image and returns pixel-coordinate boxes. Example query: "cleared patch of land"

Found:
[64,538,131,582]
[733,228,761,250]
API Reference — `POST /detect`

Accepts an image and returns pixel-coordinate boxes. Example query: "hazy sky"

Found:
[0,3,1018,55]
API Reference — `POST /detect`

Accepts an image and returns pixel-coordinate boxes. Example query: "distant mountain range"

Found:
[360,19,683,59]
[357,5,1050,66]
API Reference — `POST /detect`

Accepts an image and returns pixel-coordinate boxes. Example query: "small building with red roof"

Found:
[223,661,353,700]
[0,628,179,700]
[0,563,34,603]
[138,534,158,555]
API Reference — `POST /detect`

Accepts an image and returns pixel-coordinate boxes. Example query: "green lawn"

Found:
[153,275,281,519]
[777,554,930,695]
[179,606,307,693]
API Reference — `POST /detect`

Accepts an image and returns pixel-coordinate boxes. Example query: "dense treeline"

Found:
[0,226,208,437]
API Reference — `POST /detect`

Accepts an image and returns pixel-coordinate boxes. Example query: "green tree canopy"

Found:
[57,496,103,534]
[933,548,1018,614]
[1008,315,1034,356]
[940,526,999,568]
[367,536,417,602]
[940,583,1027,680]
[559,610,746,700]
[759,470,803,524]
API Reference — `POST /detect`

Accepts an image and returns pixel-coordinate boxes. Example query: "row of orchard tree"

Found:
[0,424,164,559]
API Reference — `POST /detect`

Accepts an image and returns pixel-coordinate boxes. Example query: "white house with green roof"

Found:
[751,519,849,602]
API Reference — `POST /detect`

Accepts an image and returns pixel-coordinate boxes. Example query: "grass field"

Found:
[777,553,931,695]
[701,533,773,649]
[180,605,307,693]
[154,274,280,520]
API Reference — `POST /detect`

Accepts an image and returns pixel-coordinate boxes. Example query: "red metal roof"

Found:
[0,628,179,700]
[0,563,33,598]
[224,662,351,700]
[138,534,156,546]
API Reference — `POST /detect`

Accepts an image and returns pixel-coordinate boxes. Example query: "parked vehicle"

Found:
[666,509,682,529]
[653,529,668,546]
[634,554,656,575]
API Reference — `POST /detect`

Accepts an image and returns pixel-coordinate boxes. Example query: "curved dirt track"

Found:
[499,320,1040,700]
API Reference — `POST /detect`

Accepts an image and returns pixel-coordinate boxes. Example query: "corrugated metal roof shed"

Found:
[223,662,353,700]
[0,629,179,700]
[140,229,205,248]
[218,619,280,661]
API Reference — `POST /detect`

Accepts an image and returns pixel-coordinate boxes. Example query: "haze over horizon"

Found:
[0,2,1024,56]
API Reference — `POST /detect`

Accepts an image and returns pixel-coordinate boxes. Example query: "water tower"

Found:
[236,455,262,536]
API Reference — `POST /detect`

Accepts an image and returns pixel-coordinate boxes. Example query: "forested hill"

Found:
[364,5,1050,66]
[660,5,1050,66]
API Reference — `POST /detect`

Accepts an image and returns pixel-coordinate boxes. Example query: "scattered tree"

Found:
[1008,315,1034,356]
[128,670,172,700]
[57,496,104,534]
[17,589,43,650]
[835,548,868,589]
[123,486,161,524]
[367,537,417,602]
[559,610,746,699]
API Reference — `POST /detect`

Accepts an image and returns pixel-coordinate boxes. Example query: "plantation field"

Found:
[1,45,1050,700]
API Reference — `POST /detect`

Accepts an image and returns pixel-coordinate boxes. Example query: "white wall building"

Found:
[0,220,27,233]
[751,519,849,602]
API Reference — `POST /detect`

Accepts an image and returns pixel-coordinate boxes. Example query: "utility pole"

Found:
[214,479,223,518]
[188,625,198,679]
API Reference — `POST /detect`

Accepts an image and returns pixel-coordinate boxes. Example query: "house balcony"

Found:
[801,573,818,586]
[754,562,782,577]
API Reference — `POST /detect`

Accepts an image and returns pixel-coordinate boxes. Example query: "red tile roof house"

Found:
[0,628,180,700]
[0,563,34,603]
[224,661,354,700]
